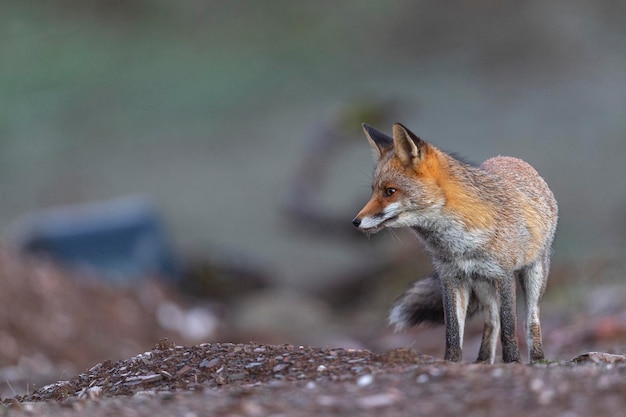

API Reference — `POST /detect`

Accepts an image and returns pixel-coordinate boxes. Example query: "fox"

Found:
[352,123,558,364]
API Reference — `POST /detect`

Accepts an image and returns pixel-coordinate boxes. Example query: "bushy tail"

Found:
[388,273,480,331]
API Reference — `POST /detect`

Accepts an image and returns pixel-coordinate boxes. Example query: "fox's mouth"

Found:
[359,225,382,235]
[359,214,399,234]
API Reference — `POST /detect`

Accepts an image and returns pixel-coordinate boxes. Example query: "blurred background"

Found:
[0,0,625,397]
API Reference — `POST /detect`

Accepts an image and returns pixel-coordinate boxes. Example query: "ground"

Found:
[4,341,626,416]
[1,248,626,416]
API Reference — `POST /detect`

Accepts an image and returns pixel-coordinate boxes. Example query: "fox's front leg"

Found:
[440,276,470,362]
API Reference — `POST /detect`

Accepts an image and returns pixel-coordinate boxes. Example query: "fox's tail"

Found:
[388,273,481,331]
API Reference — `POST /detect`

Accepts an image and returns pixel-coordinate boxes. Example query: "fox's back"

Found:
[480,156,558,263]
[481,156,557,220]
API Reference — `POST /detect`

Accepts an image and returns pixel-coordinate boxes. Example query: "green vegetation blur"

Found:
[2,1,626,287]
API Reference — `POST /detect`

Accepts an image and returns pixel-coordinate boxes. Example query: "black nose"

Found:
[352,217,361,227]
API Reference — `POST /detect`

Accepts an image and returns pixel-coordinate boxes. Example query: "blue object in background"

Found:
[12,196,179,284]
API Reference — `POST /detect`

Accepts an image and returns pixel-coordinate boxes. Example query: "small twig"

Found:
[5,379,16,397]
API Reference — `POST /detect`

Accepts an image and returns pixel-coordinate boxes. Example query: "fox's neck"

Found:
[429,151,499,231]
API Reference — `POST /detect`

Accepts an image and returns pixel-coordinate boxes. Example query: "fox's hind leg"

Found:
[499,274,522,363]
[473,280,500,364]
[518,255,549,363]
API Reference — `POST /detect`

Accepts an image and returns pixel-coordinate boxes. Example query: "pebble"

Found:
[571,352,626,365]
[229,373,246,381]
[273,363,289,372]
[356,392,398,409]
[199,358,220,368]
[530,378,544,392]
[317,395,340,407]
[245,362,263,369]
[357,374,374,387]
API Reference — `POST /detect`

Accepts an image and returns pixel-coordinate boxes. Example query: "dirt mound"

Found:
[4,342,626,417]
[0,247,216,397]
[14,341,434,402]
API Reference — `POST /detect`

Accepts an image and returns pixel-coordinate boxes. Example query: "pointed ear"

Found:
[392,123,427,166]
[362,123,393,160]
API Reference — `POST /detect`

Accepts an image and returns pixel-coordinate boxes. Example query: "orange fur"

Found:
[429,153,496,230]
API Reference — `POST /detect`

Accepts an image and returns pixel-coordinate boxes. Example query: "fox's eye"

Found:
[384,187,396,197]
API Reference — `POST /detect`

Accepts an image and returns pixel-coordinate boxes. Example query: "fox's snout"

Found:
[351,217,361,227]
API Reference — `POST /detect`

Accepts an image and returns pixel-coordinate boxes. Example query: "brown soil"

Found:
[1,247,626,416]
[3,341,625,416]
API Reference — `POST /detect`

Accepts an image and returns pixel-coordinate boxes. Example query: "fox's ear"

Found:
[362,123,393,160]
[392,123,427,166]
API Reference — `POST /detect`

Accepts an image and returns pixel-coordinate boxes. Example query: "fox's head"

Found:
[352,123,446,233]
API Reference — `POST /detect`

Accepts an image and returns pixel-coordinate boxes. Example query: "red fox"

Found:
[352,123,558,364]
